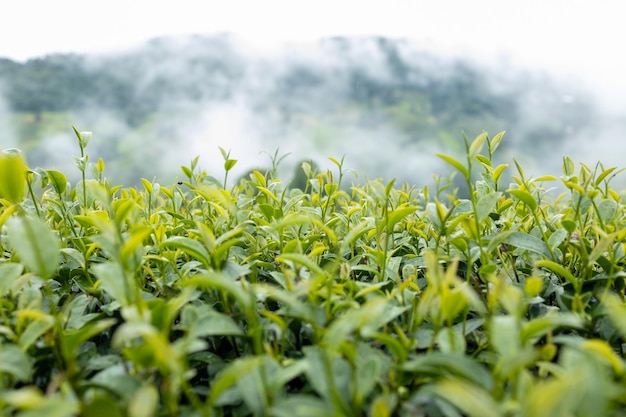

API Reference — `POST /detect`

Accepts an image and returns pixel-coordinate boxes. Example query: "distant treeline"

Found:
[0,35,592,137]
[0,35,597,185]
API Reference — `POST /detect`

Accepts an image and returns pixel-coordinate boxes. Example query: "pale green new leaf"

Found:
[468,132,487,160]
[437,154,469,179]
[535,260,578,288]
[16,394,80,417]
[509,188,537,211]
[128,384,159,417]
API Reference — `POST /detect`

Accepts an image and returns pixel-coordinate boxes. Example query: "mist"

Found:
[1,34,624,191]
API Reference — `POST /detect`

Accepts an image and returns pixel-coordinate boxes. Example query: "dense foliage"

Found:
[1,129,626,416]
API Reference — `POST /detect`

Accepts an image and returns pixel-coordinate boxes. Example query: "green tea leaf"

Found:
[468,132,487,160]
[489,131,505,154]
[425,379,500,417]
[563,156,575,176]
[60,319,117,363]
[561,219,576,233]
[189,311,244,337]
[355,355,381,404]
[183,272,251,310]
[0,262,24,297]
[208,356,263,406]
[476,191,502,222]
[548,228,567,250]
[401,352,493,391]
[536,259,578,288]
[6,216,61,278]
[384,205,417,232]
[597,199,617,224]
[82,395,124,417]
[224,159,238,171]
[92,263,135,306]
[128,384,159,417]
[0,344,33,382]
[437,153,469,179]
[270,395,337,417]
[46,169,67,195]
[490,316,520,356]
[16,394,80,417]
[503,232,551,258]
[493,163,508,182]
[595,167,616,185]
[18,315,55,350]
[276,253,326,279]
[160,236,211,268]
[0,151,26,203]
[509,188,537,211]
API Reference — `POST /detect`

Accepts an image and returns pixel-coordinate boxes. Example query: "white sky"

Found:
[1,1,625,95]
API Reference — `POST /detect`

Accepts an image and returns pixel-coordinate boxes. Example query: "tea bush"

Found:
[1,129,626,416]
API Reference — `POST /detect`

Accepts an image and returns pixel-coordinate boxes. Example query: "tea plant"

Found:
[1,128,626,417]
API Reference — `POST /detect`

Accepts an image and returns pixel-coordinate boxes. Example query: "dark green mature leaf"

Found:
[476,192,501,223]
[6,216,60,278]
[90,365,142,402]
[503,232,551,258]
[401,353,494,391]
[208,356,264,406]
[82,396,124,417]
[46,169,67,195]
[60,319,117,364]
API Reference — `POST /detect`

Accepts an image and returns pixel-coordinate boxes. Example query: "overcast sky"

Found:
[1,1,625,104]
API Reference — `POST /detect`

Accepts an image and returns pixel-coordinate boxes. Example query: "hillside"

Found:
[0,35,596,186]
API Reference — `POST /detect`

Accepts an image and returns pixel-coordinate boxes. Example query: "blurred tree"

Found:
[5,55,94,121]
